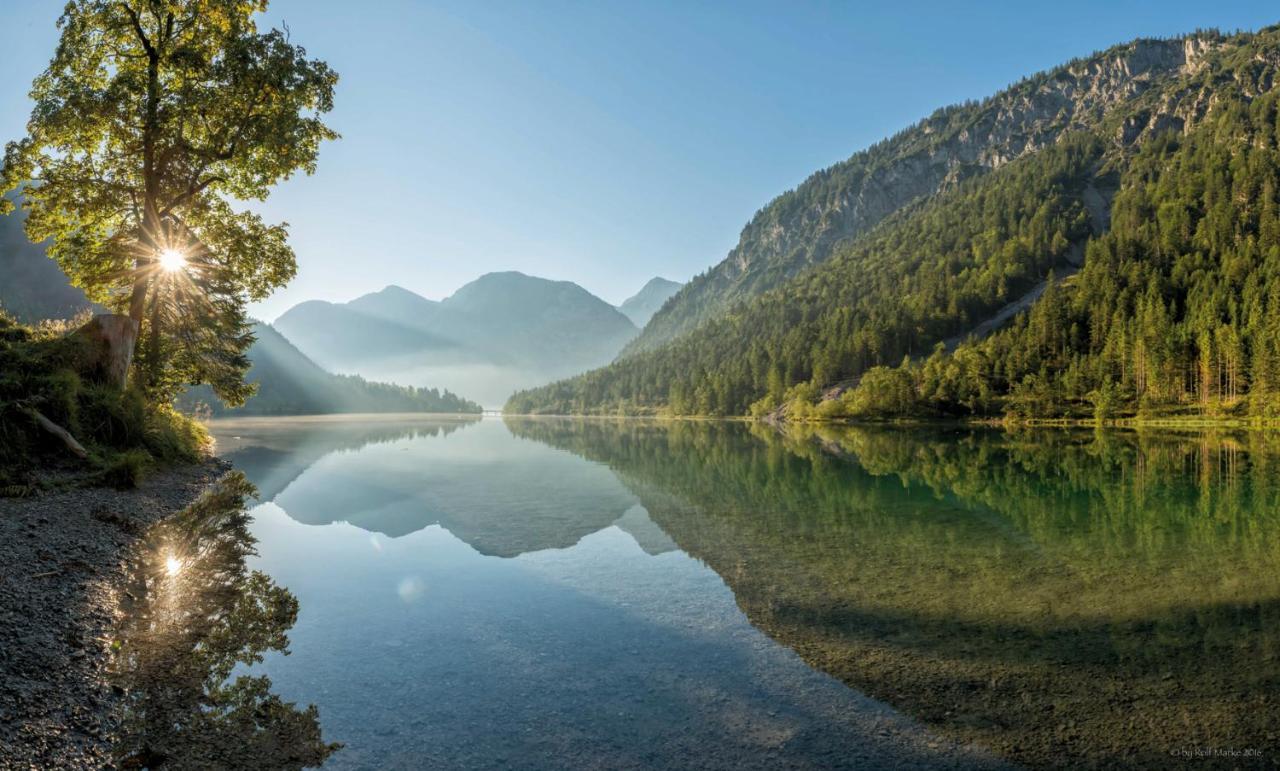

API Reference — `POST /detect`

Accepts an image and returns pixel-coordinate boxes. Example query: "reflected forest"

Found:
[507,419,1280,767]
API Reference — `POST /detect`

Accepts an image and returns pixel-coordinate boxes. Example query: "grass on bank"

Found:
[0,312,207,494]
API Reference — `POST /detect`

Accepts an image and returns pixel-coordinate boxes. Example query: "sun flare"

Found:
[164,555,184,577]
[158,248,187,273]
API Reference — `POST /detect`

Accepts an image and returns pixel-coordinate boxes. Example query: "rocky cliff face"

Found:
[624,33,1225,356]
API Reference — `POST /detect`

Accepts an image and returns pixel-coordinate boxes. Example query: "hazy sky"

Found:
[2,1,1278,319]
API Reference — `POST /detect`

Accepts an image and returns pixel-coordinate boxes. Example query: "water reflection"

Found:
[210,417,1006,769]
[205,415,1280,767]
[217,415,642,554]
[505,418,1280,768]
[112,472,340,769]
[213,415,479,502]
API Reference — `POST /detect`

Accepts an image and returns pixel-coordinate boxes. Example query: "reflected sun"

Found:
[158,248,187,272]
[164,555,184,577]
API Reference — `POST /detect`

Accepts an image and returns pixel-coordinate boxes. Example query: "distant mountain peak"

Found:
[346,284,440,320]
[460,271,582,294]
[618,276,683,328]
[273,269,640,407]
[444,272,634,327]
[372,283,422,297]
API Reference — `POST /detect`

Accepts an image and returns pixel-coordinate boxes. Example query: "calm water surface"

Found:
[119,416,1280,768]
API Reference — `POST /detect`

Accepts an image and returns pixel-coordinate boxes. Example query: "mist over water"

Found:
[352,361,566,411]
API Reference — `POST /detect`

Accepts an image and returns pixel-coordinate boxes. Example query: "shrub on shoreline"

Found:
[0,312,208,491]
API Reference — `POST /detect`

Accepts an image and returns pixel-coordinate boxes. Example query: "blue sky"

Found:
[2,1,1278,319]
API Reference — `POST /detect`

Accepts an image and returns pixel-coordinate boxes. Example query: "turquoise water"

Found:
[202,416,1001,769]
[123,415,1280,768]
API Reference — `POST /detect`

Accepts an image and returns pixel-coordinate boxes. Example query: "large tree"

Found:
[1,0,337,404]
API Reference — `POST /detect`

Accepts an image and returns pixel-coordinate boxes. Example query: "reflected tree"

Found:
[112,472,339,769]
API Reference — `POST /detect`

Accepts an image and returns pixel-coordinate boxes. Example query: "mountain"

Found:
[0,200,93,323]
[179,322,481,416]
[621,35,1220,357]
[262,296,458,369]
[347,283,442,324]
[507,25,1280,420]
[617,277,682,327]
[442,271,636,365]
[274,272,638,407]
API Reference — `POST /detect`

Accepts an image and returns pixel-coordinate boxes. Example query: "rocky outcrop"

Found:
[625,34,1229,357]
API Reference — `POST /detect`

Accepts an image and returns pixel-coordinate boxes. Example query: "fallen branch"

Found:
[23,408,89,459]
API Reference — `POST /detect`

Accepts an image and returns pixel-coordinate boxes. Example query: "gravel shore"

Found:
[0,460,226,770]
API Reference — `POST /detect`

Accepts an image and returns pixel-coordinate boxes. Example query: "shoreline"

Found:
[0,459,226,769]
[499,411,1280,432]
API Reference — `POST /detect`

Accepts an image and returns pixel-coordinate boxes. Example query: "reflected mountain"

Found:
[213,415,479,502]
[504,417,1280,769]
[111,472,339,768]
[213,416,674,557]
[612,502,678,555]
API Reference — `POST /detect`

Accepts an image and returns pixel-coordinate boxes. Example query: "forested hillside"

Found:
[849,83,1280,422]
[508,25,1280,421]
[623,34,1221,356]
[179,323,481,416]
[0,200,93,323]
[509,135,1102,415]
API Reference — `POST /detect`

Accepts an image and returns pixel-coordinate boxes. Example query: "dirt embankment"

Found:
[0,460,225,770]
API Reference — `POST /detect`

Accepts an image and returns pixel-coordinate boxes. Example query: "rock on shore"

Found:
[0,460,225,769]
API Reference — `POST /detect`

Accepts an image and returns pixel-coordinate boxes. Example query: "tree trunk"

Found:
[76,313,140,389]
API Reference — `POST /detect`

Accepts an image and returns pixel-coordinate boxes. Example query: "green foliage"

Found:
[1004,372,1062,421]
[833,364,921,419]
[0,312,207,488]
[1,0,338,404]
[1088,378,1122,425]
[99,448,150,490]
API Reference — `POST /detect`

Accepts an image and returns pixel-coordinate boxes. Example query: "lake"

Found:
[116,416,1280,768]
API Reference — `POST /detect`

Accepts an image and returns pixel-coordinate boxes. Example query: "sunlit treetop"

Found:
[0,0,338,402]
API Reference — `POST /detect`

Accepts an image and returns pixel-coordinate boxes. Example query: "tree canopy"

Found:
[1,0,337,404]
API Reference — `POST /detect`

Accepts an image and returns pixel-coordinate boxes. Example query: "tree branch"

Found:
[120,2,155,57]
[159,175,226,218]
